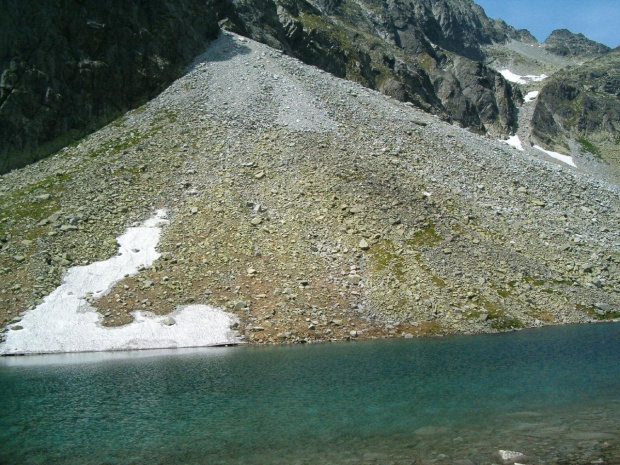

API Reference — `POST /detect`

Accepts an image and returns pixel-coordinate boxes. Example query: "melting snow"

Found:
[504,135,524,151]
[534,145,577,167]
[524,91,539,102]
[500,70,548,85]
[0,210,240,355]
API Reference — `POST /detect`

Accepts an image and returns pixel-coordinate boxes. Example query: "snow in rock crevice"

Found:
[503,135,524,151]
[501,70,548,85]
[534,145,577,167]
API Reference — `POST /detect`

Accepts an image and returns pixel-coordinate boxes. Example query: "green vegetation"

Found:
[577,137,602,158]
[577,304,620,321]
[496,289,511,298]
[416,53,435,73]
[464,298,523,330]
[89,122,164,158]
[0,172,72,243]
[524,276,546,287]
[368,239,405,281]
[407,221,442,248]
[490,314,524,330]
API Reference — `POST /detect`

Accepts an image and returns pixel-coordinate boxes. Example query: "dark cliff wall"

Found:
[1,0,524,174]
[0,0,220,173]
[220,0,521,134]
[532,48,620,151]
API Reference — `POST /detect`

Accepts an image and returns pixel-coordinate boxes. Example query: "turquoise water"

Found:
[1,323,619,465]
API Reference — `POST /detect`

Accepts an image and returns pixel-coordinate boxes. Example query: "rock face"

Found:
[1,0,527,174]
[532,48,620,172]
[544,29,611,58]
[224,0,523,134]
[0,0,221,173]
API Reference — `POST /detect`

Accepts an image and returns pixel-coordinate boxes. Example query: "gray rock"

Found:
[234,301,248,311]
[495,450,526,464]
[594,303,612,312]
[162,316,176,326]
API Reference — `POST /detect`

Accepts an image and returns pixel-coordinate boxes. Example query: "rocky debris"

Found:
[3,0,533,174]
[496,449,526,464]
[161,316,176,326]
[1,32,619,345]
[531,48,620,179]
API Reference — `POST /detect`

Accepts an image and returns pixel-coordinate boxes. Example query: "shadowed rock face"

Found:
[544,29,611,58]
[1,0,527,173]
[217,0,525,133]
[0,0,221,173]
[532,48,620,169]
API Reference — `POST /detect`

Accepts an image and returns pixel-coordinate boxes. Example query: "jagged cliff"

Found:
[544,29,611,58]
[532,47,620,173]
[0,0,224,174]
[2,0,529,174]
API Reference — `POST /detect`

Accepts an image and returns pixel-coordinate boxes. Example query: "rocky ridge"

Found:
[2,0,533,174]
[544,29,612,58]
[530,48,620,180]
[0,0,223,174]
[1,33,618,346]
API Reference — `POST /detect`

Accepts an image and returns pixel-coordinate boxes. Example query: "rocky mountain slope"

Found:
[479,26,619,181]
[1,33,618,346]
[2,0,536,174]
[544,29,611,58]
[530,48,620,179]
[0,0,222,174]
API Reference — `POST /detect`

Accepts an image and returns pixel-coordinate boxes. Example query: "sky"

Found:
[475,0,620,48]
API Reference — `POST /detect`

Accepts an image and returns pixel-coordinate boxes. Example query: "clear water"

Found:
[1,323,619,465]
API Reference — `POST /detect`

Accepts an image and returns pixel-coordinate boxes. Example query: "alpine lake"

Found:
[1,323,619,465]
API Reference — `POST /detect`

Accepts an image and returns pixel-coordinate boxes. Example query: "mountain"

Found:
[544,29,612,58]
[2,0,535,174]
[531,47,620,177]
[1,33,618,348]
[1,2,620,349]
[0,0,221,174]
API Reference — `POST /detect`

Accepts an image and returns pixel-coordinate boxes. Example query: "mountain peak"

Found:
[544,28,611,57]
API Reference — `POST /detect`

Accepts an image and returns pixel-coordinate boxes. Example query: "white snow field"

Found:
[504,135,524,151]
[534,145,577,167]
[0,211,240,355]
[500,70,548,84]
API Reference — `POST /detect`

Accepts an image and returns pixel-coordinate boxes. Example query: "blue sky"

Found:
[475,0,620,48]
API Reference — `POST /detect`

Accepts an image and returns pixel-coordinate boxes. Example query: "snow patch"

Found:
[0,210,241,355]
[524,91,539,103]
[500,70,548,85]
[504,135,524,151]
[534,145,577,167]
